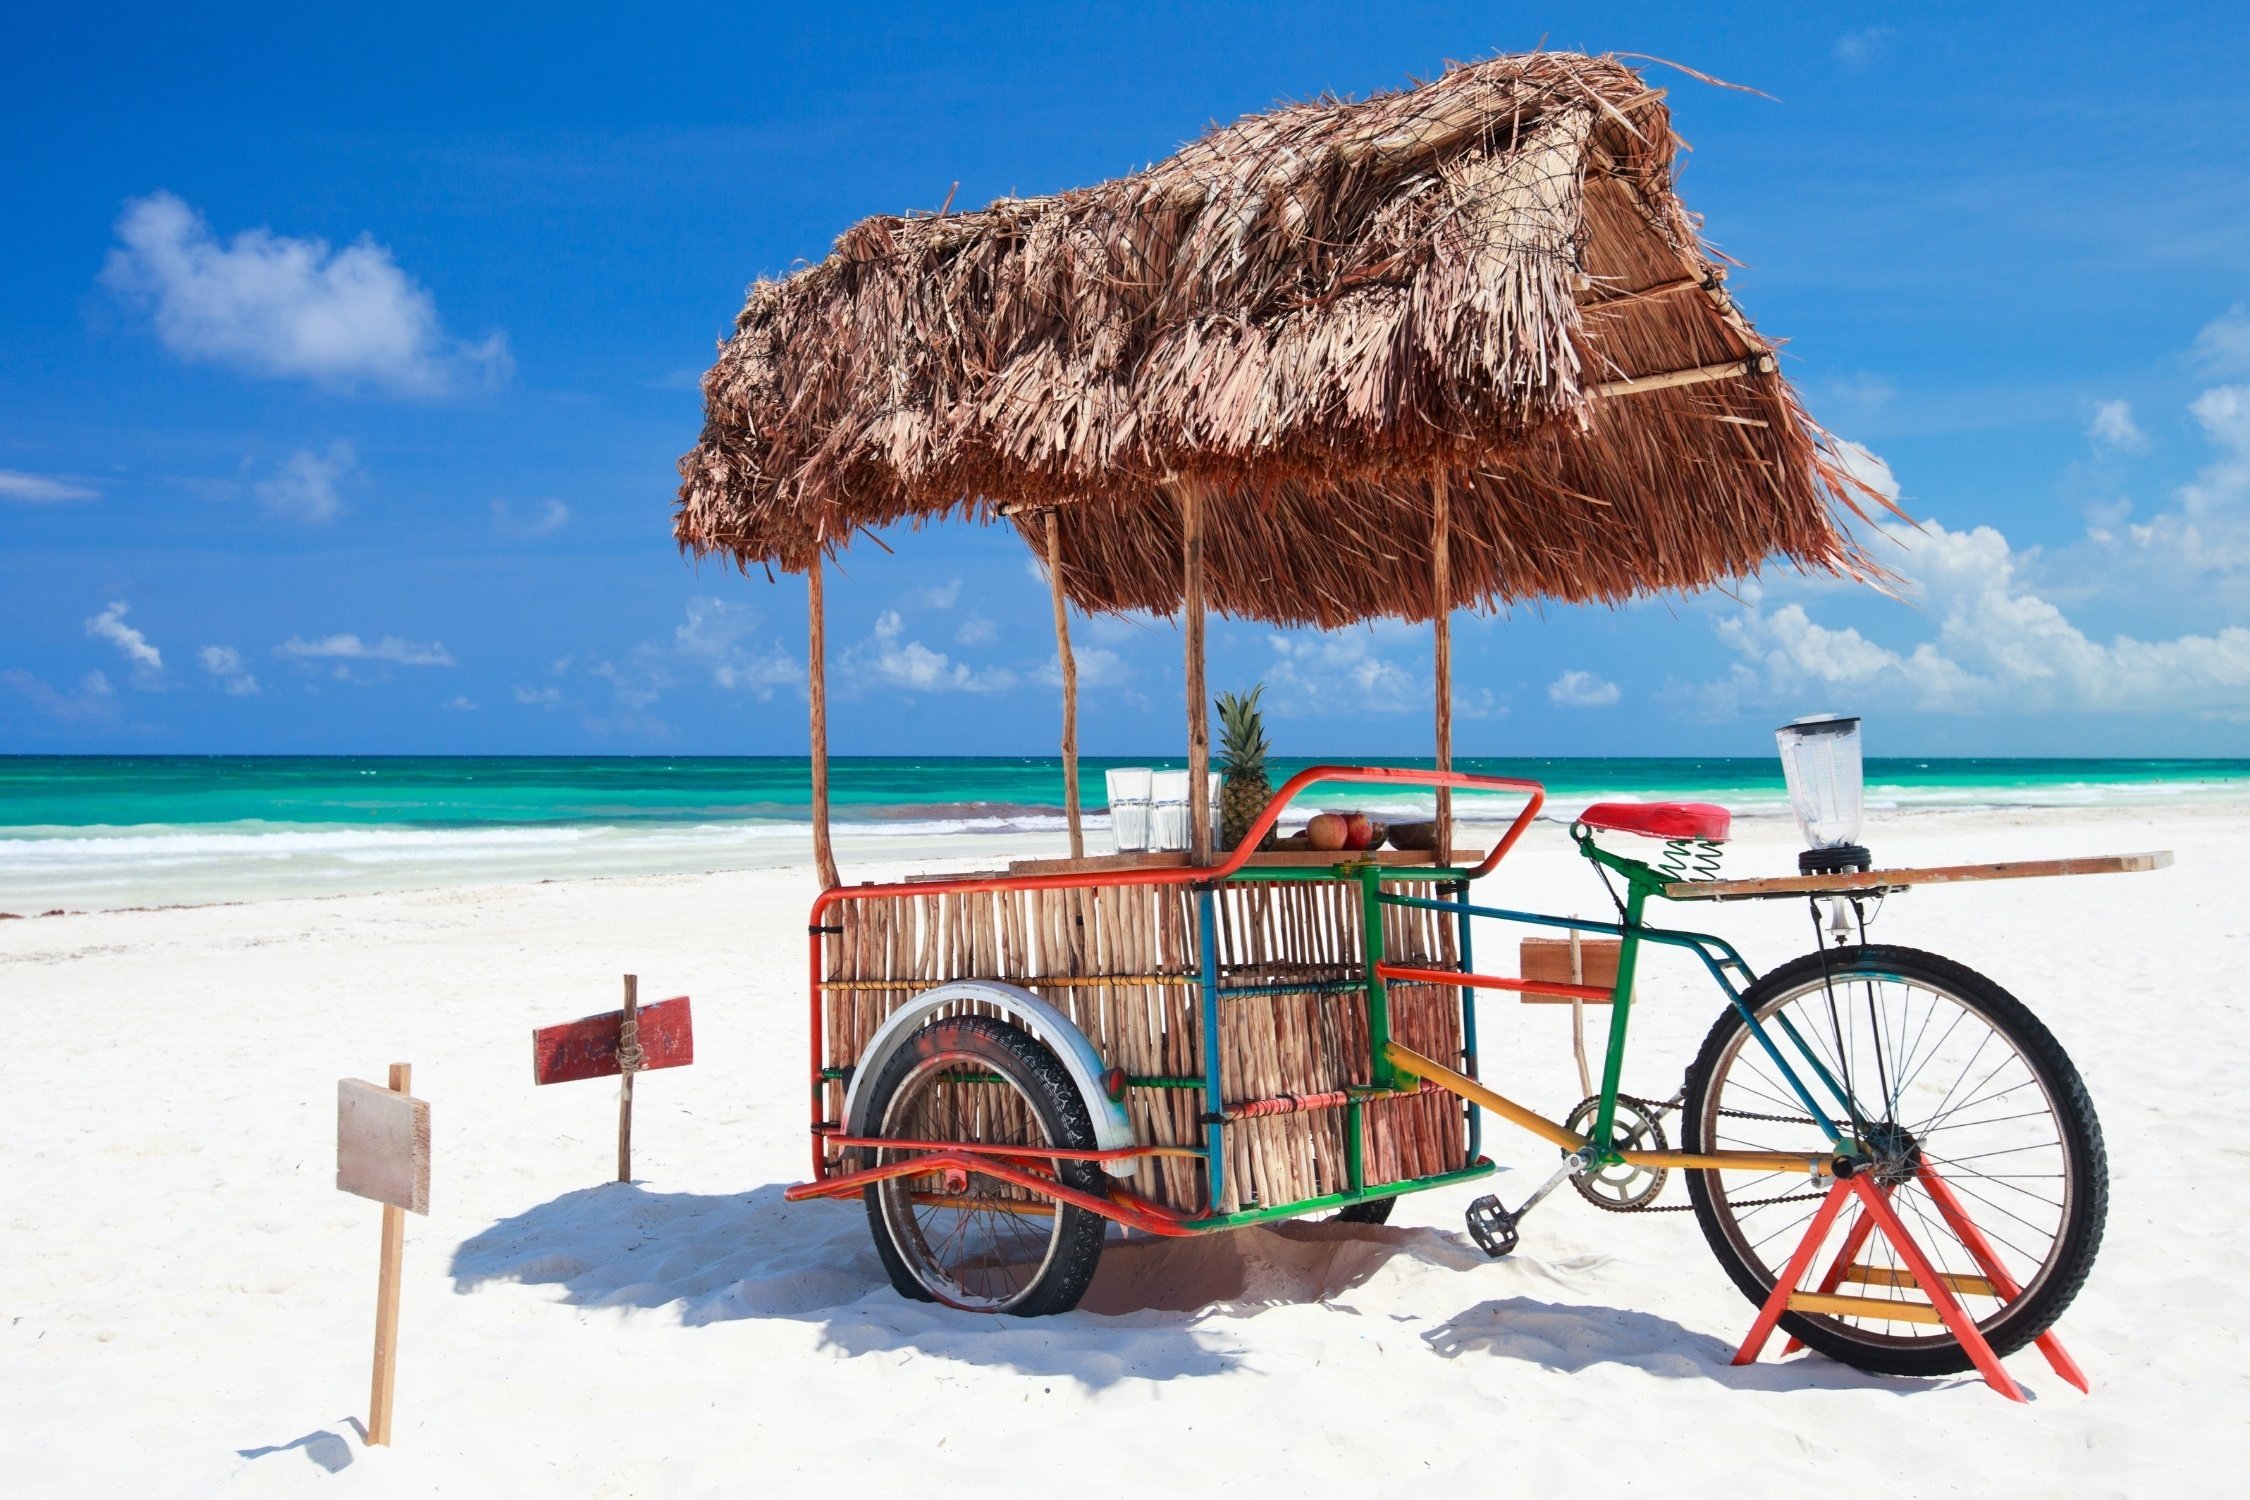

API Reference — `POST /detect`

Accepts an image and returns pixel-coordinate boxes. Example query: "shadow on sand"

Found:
[235,1422,360,1473]
[451,1181,1479,1384]
[452,1182,1980,1397]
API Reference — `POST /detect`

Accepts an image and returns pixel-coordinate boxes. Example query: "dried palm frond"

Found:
[677,51,1894,623]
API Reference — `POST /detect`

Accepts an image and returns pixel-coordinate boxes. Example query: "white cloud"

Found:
[197,645,260,695]
[1261,630,1422,716]
[590,656,668,710]
[100,191,509,394]
[86,600,162,676]
[255,442,356,523]
[674,595,802,698]
[1820,372,1897,413]
[1832,438,1902,505]
[2178,385,2250,518]
[956,614,999,646]
[1684,518,2250,719]
[1084,610,1168,645]
[1037,645,1133,691]
[2,669,121,723]
[2091,382,2250,591]
[2193,304,2250,376]
[2088,399,2147,452]
[491,498,571,538]
[843,610,1017,694]
[514,685,562,707]
[909,580,963,610]
[277,632,454,667]
[1834,27,1892,68]
[0,469,99,503]
[1548,669,1621,707]
[441,695,477,711]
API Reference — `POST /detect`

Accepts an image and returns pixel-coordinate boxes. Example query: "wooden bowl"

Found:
[1387,820,1438,852]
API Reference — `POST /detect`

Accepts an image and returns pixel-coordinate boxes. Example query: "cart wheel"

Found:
[858,1015,1107,1315]
[1320,1196,1395,1225]
[1682,945,2106,1377]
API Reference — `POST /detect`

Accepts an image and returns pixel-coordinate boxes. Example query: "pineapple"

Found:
[1215,685,1276,851]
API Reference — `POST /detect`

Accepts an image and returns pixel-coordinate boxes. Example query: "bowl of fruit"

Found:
[1304,811,1387,852]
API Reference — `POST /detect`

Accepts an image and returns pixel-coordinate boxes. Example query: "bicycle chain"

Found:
[1586,1094,1820,1213]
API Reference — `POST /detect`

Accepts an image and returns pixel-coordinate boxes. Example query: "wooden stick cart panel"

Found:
[816,866,1474,1216]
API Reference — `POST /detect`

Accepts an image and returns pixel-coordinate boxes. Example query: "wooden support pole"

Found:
[806,556,840,890]
[1045,510,1084,860]
[617,974,638,1183]
[367,1061,409,1448]
[1431,471,1453,864]
[1180,480,1211,867]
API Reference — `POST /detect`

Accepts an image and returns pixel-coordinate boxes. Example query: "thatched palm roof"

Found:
[676,51,1885,626]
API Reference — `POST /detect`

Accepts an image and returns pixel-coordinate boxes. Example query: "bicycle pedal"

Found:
[1464,1195,1520,1258]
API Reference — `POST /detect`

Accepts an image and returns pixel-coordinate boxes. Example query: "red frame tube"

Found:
[815,1132,1203,1163]
[802,765,1547,1181]
[1376,961,1609,1003]
[783,1150,1203,1237]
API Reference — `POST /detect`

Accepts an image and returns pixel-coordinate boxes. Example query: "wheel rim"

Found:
[1697,967,2077,1349]
[874,1050,1069,1312]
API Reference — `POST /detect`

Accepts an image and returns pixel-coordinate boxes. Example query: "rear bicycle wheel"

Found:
[859,1015,1106,1315]
[1682,945,2105,1377]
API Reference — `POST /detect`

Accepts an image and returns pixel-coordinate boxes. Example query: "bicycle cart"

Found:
[673,52,2165,1394]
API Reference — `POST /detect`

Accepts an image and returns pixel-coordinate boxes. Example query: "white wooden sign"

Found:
[337,1077,431,1215]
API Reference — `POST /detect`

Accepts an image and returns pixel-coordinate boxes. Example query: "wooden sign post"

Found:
[336,1062,430,1448]
[533,976,693,1183]
[618,976,638,1181]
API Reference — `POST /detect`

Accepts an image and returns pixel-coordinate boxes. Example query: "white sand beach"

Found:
[3,805,2242,1497]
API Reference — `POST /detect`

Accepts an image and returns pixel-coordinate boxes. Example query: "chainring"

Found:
[1564,1094,1671,1211]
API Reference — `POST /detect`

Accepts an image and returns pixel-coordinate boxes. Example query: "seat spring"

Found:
[1657,837,1725,881]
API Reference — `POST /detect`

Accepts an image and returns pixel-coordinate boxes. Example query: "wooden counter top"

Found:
[1663,850,2173,902]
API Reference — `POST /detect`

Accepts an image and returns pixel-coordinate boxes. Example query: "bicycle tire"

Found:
[859,1015,1107,1315]
[1682,945,2106,1377]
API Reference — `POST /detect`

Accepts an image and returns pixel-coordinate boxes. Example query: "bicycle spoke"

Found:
[1690,951,2095,1360]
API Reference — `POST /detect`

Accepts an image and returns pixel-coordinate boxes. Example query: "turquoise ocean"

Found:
[3,755,2244,911]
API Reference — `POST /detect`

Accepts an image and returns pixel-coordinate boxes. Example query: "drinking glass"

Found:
[1105,767,1153,853]
[1150,770,1190,852]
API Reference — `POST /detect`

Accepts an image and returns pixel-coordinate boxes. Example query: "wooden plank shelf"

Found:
[1664,850,2172,903]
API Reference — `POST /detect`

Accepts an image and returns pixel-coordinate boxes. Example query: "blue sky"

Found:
[5,2,2249,758]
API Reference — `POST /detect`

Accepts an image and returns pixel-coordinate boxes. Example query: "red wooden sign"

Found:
[533,996,693,1085]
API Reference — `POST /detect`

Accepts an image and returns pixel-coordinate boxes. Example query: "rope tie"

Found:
[616,1014,647,1075]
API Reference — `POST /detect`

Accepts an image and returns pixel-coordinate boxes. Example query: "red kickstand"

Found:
[1781,1181,1888,1356]
[1919,1166,2090,1394]
[1732,1173,2029,1402]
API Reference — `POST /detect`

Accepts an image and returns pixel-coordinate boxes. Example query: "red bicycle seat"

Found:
[1577,801,1732,843]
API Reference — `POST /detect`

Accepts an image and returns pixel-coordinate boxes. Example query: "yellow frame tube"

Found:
[1788,1292,1946,1325]
[1383,1041,1585,1150]
[1624,1150,1837,1174]
[1842,1264,1996,1297]
[1382,1041,1837,1175]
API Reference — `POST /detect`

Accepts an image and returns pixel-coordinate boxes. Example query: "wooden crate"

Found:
[1518,935,1626,1001]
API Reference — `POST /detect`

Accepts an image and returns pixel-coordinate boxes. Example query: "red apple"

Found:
[1343,813,1375,850]
[1306,813,1348,851]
